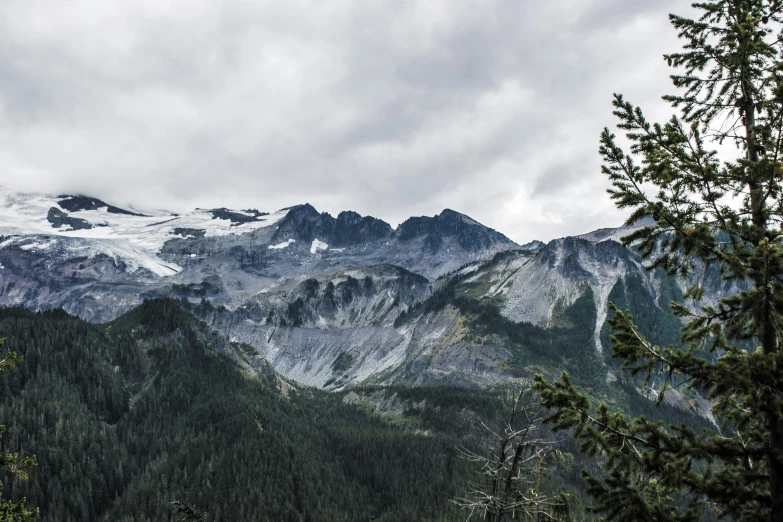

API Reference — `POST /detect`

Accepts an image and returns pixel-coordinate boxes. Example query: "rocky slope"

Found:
[0,187,517,321]
[0,187,734,404]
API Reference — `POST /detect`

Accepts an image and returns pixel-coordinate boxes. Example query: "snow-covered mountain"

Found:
[0,187,518,320]
[0,189,294,276]
[0,187,729,402]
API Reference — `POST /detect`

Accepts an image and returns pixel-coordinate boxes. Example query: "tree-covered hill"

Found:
[0,300,477,521]
[0,298,714,521]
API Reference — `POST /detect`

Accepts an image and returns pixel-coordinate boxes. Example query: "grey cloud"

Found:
[533,163,586,197]
[0,0,690,243]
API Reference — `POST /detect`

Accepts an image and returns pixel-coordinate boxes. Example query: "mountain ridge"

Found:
[0,185,726,404]
[0,188,519,278]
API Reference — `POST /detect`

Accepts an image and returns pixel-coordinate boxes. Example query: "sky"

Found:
[0,0,691,244]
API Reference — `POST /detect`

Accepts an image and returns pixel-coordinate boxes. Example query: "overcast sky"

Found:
[0,0,691,244]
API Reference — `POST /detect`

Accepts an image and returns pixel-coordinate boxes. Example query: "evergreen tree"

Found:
[0,338,38,522]
[534,1,783,521]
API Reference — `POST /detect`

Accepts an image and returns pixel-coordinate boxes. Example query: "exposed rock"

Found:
[58,194,146,216]
[210,208,268,224]
[0,188,740,404]
[396,209,511,252]
[47,207,95,231]
[172,228,206,238]
[331,211,394,246]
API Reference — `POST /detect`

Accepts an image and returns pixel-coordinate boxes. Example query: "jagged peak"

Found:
[271,203,394,246]
[336,210,361,220]
[438,208,480,226]
[395,208,515,249]
[286,203,319,214]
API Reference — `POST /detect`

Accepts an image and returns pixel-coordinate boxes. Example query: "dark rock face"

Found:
[396,209,512,252]
[454,225,495,251]
[270,204,393,246]
[214,264,432,334]
[396,216,434,241]
[58,195,145,216]
[0,242,153,323]
[423,233,443,253]
[270,204,335,243]
[47,208,94,231]
[172,228,206,238]
[210,208,267,224]
[331,211,393,246]
[270,205,510,254]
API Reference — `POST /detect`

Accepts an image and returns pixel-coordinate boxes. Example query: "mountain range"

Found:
[0,185,732,520]
[0,186,732,408]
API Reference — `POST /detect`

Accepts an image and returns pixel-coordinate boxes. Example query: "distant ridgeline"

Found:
[0,299,713,521]
[0,188,738,398]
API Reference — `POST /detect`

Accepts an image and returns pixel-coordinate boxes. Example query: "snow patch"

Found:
[269,239,296,250]
[310,239,328,254]
[0,187,291,278]
[19,240,56,251]
[577,218,653,244]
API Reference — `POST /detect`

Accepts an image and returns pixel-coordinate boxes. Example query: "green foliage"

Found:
[0,336,38,522]
[360,386,504,436]
[536,2,783,520]
[459,289,603,388]
[601,271,682,351]
[0,302,484,521]
[109,297,195,337]
[399,277,605,389]
[331,351,356,374]
[0,299,713,521]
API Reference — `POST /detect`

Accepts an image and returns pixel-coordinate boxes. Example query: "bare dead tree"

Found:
[455,385,572,522]
[171,500,208,522]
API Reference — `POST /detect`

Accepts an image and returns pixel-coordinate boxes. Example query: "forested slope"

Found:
[0,298,713,521]
[0,300,475,521]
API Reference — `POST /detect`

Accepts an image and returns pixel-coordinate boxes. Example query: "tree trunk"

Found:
[743,84,783,522]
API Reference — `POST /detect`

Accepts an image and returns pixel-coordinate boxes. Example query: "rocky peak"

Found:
[332,211,393,246]
[270,204,334,243]
[396,208,514,252]
[271,205,394,247]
